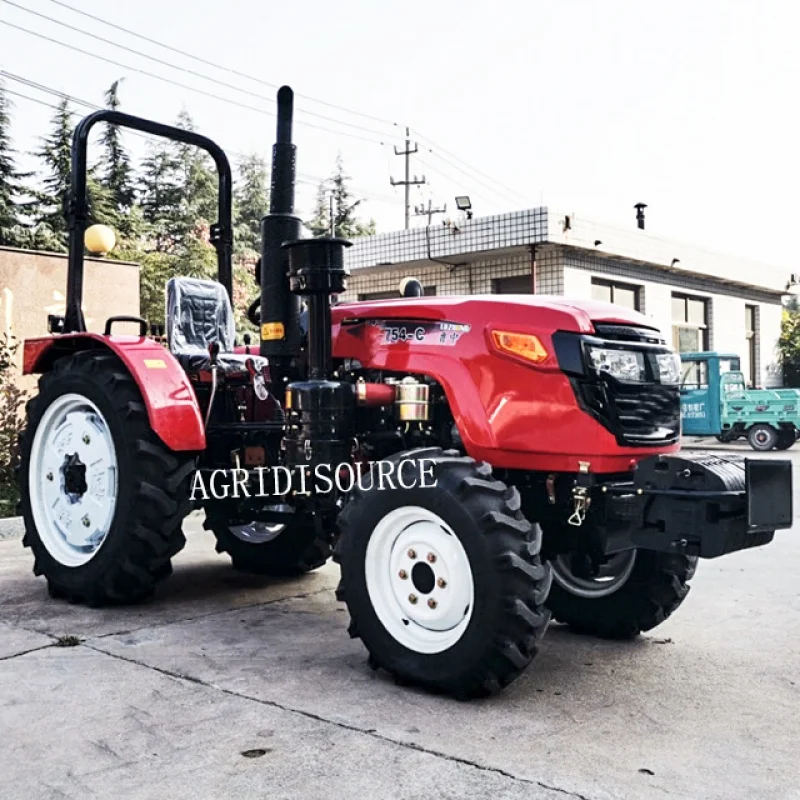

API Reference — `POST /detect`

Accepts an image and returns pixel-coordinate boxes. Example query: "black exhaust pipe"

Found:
[260,86,302,369]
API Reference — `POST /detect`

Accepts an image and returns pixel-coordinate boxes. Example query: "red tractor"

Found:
[16,87,793,698]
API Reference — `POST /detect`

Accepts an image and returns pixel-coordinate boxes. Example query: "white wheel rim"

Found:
[28,393,119,567]
[551,550,637,599]
[364,506,475,654]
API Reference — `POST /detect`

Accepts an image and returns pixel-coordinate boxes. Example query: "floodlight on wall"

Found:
[671,258,681,268]
[455,195,473,220]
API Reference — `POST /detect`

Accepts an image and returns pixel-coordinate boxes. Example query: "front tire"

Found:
[546,550,696,639]
[335,448,552,698]
[18,351,196,605]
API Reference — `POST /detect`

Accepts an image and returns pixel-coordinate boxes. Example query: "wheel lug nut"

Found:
[81,515,90,528]
[46,472,53,481]
[427,552,436,563]
[398,569,408,579]
[408,594,418,604]
[437,578,447,589]
[407,549,416,559]
[82,434,90,444]
[428,598,437,609]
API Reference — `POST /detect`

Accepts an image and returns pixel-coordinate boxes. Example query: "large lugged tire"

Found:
[335,448,552,698]
[546,550,695,639]
[205,506,330,576]
[18,350,196,605]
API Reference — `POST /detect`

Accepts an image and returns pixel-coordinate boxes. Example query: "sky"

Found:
[1,0,798,270]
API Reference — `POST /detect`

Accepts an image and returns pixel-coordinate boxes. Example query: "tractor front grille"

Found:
[553,325,681,448]
[577,380,680,446]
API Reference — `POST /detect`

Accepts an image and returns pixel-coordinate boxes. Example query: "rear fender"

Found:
[23,334,205,452]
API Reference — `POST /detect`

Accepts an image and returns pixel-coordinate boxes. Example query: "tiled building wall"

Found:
[346,208,549,271]
[339,246,565,301]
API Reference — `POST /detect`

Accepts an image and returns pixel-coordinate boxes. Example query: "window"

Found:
[358,286,436,301]
[591,278,642,311]
[671,293,709,352]
[680,359,708,389]
[492,275,534,294]
[745,304,757,387]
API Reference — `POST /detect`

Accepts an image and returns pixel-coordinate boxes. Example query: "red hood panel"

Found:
[332,294,655,333]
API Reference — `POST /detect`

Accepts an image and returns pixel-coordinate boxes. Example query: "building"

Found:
[0,246,140,392]
[340,207,790,388]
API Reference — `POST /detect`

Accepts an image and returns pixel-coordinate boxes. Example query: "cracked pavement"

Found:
[1,446,799,799]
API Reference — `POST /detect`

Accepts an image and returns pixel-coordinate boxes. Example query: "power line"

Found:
[46,0,401,130]
[1,72,403,206]
[415,156,509,211]
[1,0,399,142]
[40,0,526,206]
[0,18,392,147]
[413,130,528,205]
[416,143,524,207]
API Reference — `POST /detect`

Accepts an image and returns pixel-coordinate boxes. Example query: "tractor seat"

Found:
[166,277,268,375]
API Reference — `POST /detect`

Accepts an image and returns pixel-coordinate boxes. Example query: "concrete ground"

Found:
[1,440,798,800]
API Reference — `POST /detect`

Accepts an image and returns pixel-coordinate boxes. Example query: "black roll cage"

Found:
[64,110,233,333]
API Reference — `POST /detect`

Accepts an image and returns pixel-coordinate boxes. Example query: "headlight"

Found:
[656,352,681,385]
[587,346,645,382]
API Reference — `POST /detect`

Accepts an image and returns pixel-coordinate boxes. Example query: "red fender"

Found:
[23,334,205,452]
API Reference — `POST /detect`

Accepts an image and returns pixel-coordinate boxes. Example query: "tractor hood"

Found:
[332,294,659,337]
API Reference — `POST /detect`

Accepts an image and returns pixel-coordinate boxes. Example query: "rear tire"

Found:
[205,506,330,576]
[335,448,552,698]
[748,424,778,451]
[18,350,196,605]
[546,550,696,639]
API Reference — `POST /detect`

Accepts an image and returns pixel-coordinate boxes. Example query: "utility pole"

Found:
[414,200,447,226]
[390,127,426,229]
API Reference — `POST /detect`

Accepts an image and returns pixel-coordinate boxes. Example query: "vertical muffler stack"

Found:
[282,237,355,506]
[259,86,302,377]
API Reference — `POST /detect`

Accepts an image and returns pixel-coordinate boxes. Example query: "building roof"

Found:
[344,206,788,297]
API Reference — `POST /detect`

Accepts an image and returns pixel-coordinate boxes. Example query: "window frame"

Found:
[590,278,642,311]
[745,304,757,387]
[671,292,709,353]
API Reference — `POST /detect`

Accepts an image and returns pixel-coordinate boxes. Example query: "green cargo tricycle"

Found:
[680,351,800,451]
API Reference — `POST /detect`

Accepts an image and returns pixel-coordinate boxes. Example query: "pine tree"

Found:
[174,110,217,228]
[233,153,269,256]
[32,98,73,250]
[99,79,136,238]
[307,182,331,238]
[139,139,184,251]
[232,154,268,332]
[306,154,375,239]
[0,83,32,247]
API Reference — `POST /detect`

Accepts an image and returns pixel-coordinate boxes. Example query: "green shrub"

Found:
[0,332,24,518]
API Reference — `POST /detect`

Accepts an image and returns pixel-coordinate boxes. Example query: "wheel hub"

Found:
[62,452,88,498]
[365,506,475,654]
[28,393,119,567]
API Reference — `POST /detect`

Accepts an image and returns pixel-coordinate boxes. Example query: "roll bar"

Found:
[64,110,233,333]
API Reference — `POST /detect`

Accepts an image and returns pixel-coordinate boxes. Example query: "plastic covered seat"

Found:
[165,277,267,374]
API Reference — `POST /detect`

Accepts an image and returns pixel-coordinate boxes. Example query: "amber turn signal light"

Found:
[490,330,549,364]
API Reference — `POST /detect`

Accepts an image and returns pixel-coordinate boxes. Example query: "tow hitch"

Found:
[599,453,793,558]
